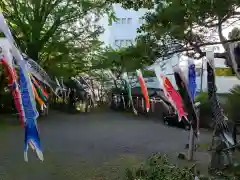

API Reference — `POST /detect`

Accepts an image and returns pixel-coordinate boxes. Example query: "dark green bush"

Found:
[225,85,240,122]
[0,91,16,114]
[125,154,195,180]
[195,92,212,128]
[125,153,238,180]
[195,92,211,118]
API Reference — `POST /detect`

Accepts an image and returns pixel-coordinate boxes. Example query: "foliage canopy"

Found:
[0,0,115,77]
[110,0,240,66]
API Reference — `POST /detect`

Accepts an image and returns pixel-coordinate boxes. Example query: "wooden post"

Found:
[188,102,200,161]
[209,123,217,151]
[152,98,155,112]
[141,97,144,112]
[188,126,195,160]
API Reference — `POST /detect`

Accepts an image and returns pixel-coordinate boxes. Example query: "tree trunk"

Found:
[27,43,40,61]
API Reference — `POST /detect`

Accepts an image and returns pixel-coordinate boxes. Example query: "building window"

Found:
[120,40,124,47]
[114,39,133,47]
[139,17,144,24]
[116,18,132,24]
[127,18,132,24]
[114,40,120,47]
[126,40,132,46]
[115,19,120,24]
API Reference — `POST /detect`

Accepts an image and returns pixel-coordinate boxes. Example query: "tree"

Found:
[111,0,240,68]
[92,47,131,78]
[90,45,159,90]
[0,0,115,66]
[92,44,158,79]
[42,40,104,78]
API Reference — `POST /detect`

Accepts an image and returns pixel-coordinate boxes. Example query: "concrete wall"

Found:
[195,58,240,93]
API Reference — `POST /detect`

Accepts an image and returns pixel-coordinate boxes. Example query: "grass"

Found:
[84,153,209,179]
[66,153,210,180]
[85,154,145,180]
[0,136,237,180]
[40,155,140,180]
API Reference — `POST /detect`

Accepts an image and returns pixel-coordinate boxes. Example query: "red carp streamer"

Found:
[1,57,25,126]
[161,75,188,122]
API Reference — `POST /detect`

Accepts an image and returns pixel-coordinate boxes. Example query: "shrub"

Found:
[225,85,240,122]
[195,92,211,118]
[195,92,212,128]
[125,153,238,180]
[0,91,16,114]
[125,154,195,180]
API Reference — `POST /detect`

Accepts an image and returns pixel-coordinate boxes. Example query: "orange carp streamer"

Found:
[136,69,150,112]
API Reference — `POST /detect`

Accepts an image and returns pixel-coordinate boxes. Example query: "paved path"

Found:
[0,110,211,180]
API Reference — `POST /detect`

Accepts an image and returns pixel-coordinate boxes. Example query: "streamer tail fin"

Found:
[24,120,43,162]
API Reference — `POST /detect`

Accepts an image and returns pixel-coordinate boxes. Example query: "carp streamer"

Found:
[0,11,43,161]
[188,60,197,101]
[122,72,137,115]
[0,56,25,126]
[136,69,150,112]
[153,66,187,122]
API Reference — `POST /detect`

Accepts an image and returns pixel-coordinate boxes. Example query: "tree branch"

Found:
[220,11,240,24]
[42,0,65,23]
[167,38,240,56]
[6,0,31,42]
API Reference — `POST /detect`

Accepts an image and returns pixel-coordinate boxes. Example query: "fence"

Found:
[110,94,171,120]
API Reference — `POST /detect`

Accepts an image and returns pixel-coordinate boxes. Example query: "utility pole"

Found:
[200,59,204,92]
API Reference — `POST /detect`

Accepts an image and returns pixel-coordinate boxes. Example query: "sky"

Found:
[179,24,238,68]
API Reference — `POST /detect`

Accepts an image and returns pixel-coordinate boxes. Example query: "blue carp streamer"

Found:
[19,66,43,161]
[188,60,197,101]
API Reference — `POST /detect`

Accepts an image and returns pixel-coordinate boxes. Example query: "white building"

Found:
[99,4,148,48]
